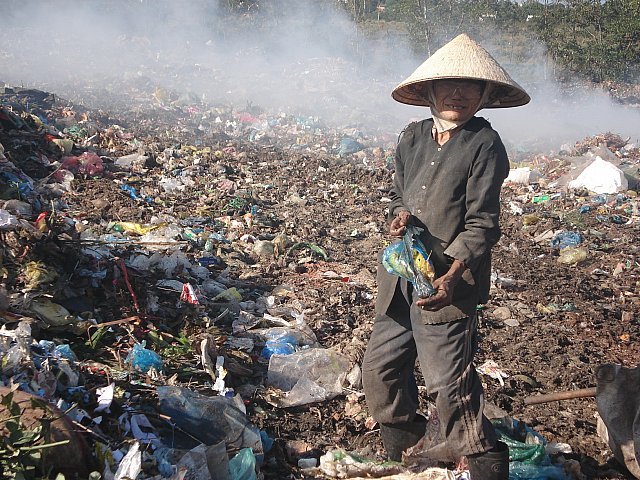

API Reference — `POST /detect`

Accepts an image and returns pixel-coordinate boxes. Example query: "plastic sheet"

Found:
[509,462,570,480]
[494,418,547,465]
[0,209,19,229]
[157,386,263,457]
[267,348,350,407]
[114,441,142,480]
[61,151,104,176]
[568,156,628,194]
[382,226,436,298]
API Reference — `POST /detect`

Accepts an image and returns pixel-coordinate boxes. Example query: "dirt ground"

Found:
[1,82,639,480]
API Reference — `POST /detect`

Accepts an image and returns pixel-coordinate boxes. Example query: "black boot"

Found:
[467,441,509,480]
[379,415,427,462]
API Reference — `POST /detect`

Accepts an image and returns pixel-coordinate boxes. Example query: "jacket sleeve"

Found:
[443,137,509,271]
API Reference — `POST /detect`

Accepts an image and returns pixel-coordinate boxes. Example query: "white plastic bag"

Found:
[568,156,628,194]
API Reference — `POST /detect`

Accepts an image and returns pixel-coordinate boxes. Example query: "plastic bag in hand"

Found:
[382,225,436,298]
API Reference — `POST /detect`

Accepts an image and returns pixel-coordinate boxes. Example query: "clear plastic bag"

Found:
[382,226,436,297]
[267,348,350,407]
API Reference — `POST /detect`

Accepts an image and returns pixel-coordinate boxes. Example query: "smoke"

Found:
[468,36,640,154]
[1,0,639,152]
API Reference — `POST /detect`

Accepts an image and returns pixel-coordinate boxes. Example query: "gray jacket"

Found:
[377,116,510,323]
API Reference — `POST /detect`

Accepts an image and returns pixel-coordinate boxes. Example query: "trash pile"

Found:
[1,82,640,479]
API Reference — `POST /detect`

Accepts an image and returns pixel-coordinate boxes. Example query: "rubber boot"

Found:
[379,414,427,462]
[467,441,509,480]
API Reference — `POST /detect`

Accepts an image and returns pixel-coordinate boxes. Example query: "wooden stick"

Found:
[524,387,597,405]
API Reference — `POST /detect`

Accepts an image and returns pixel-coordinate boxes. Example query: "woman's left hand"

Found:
[415,259,466,312]
[416,276,456,311]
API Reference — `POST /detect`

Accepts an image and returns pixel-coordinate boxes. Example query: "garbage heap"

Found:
[1,83,640,479]
[0,83,395,479]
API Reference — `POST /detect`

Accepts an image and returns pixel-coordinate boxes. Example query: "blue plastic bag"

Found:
[382,225,436,298]
[509,462,569,480]
[126,342,163,374]
[261,331,298,359]
[550,231,582,250]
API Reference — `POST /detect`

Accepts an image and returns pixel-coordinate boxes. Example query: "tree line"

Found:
[340,0,640,84]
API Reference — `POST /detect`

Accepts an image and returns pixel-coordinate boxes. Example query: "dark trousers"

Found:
[362,281,496,461]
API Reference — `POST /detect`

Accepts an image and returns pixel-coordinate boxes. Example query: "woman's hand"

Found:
[416,259,466,311]
[389,211,412,237]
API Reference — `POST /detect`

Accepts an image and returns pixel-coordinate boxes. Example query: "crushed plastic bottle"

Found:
[267,348,351,407]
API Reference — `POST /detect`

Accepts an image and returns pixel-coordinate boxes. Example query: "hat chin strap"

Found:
[430,109,467,133]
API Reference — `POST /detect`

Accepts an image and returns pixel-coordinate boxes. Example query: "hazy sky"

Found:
[1,0,638,151]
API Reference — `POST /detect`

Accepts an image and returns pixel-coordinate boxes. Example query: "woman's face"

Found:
[432,80,484,123]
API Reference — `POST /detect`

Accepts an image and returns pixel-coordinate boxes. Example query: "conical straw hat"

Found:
[392,33,530,108]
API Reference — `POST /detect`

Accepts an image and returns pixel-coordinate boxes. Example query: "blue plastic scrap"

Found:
[339,137,364,156]
[261,331,298,359]
[126,342,163,374]
[550,231,582,250]
[120,184,154,204]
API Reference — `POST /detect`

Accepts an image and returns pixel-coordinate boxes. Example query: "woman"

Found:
[362,34,530,480]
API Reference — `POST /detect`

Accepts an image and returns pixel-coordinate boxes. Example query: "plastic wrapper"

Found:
[382,226,436,298]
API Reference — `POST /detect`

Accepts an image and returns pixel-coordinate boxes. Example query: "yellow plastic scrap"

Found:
[212,287,242,303]
[28,114,44,127]
[51,138,74,154]
[110,222,165,236]
[412,249,436,283]
[153,87,169,104]
[23,261,58,290]
[557,247,588,265]
[95,442,116,471]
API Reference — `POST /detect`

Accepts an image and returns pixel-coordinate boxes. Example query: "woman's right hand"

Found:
[389,211,412,237]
